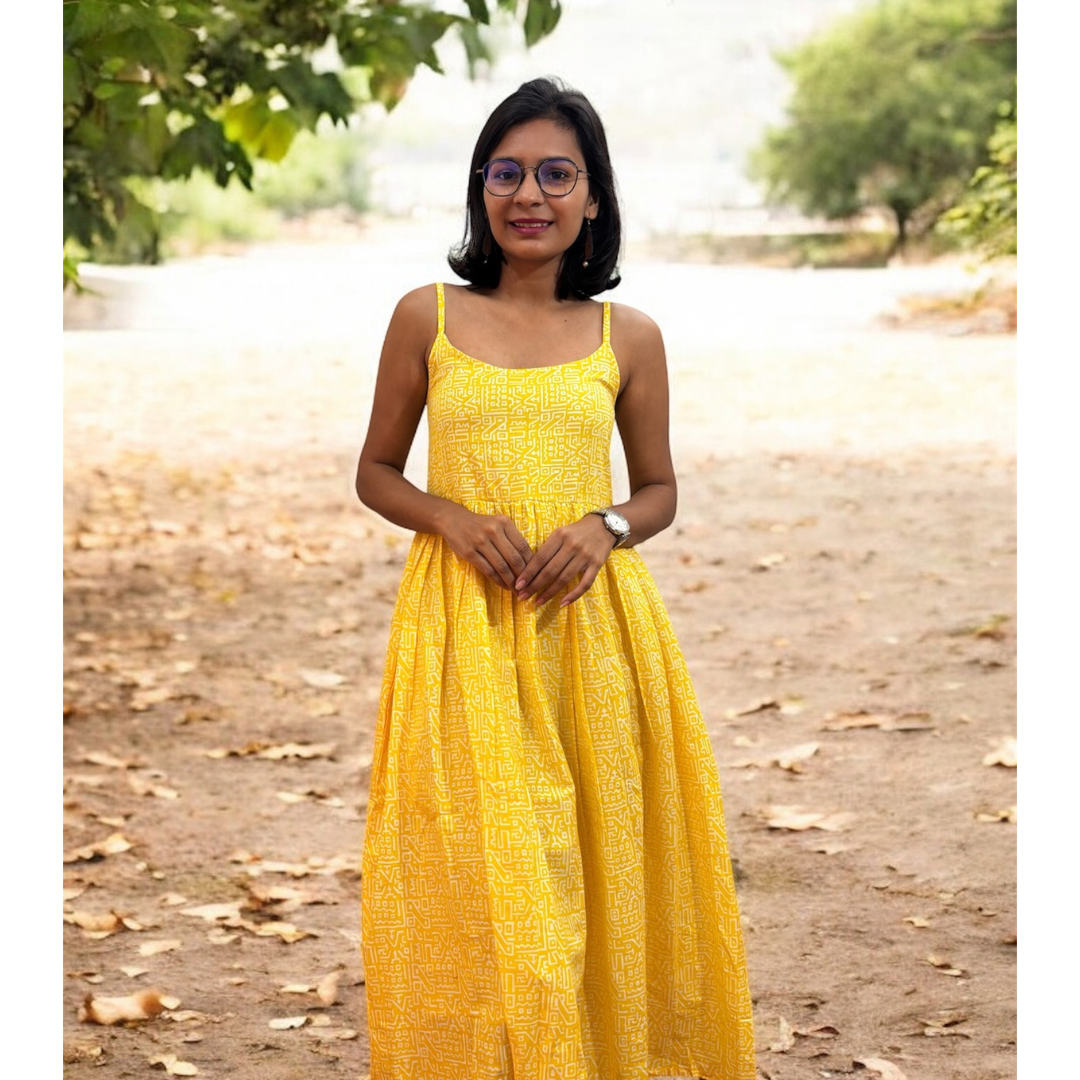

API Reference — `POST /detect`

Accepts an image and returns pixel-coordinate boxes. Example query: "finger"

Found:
[516,534,565,592]
[491,529,530,580]
[469,551,502,587]
[504,522,534,566]
[481,541,518,590]
[559,564,601,607]
[532,551,581,606]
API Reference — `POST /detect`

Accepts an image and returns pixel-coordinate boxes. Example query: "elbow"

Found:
[354,462,375,510]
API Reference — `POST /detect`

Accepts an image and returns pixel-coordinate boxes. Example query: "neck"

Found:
[493,256,568,306]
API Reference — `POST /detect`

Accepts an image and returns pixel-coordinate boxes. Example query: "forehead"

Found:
[489,117,584,163]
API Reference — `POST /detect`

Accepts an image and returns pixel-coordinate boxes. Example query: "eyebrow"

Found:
[488,155,578,164]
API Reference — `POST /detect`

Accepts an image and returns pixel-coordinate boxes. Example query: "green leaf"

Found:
[523,0,561,46]
[63,54,86,107]
[257,111,300,163]
[457,21,492,77]
[145,17,195,80]
[464,0,490,23]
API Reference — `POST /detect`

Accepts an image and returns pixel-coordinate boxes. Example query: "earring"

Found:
[583,219,594,267]
[481,225,492,260]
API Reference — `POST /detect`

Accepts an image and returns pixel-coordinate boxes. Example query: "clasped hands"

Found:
[441,507,617,607]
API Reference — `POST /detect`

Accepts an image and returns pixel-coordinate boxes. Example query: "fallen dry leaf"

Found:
[317,970,342,1006]
[299,669,348,689]
[179,902,245,922]
[768,1016,795,1053]
[120,965,150,978]
[246,920,314,944]
[918,1011,971,1038]
[258,742,337,761]
[129,774,180,799]
[969,613,1010,639]
[752,552,787,571]
[83,751,141,769]
[982,736,1017,768]
[63,1041,104,1064]
[207,928,241,945]
[796,1024,840,1039]
[148,1053,199,1076]
[269,1015,309,1030]
[925,954,967,977]
[229,850,360,878]
[903,916,931,929]
[64,832,134,863]
[78,988,180,1025]
[760,805,854,832]
[305,1027,359,1041]
[812,840,853,855]
[275,788,346,808]
[205,741,336,761]
[821,710,934,732]
[975,805,1017,823]
[130,686,180,711]
[774,742,820,772]
[726,697,782,719]
[139,939,183,957]
[854,1059,908,1080]
[64,910,124,937]
[164,1010,213,1024]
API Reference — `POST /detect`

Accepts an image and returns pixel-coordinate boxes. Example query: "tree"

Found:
[935,105,1016,259]
[748,0,1015,250]
[63,0,562,284]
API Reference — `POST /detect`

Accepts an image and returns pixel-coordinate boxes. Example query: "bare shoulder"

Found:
[382,283,440,361]
[608,302,666,385]
[391,284,439,333]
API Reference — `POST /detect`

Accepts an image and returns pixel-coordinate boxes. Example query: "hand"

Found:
[515,515,616,607]
[440,507,534,591]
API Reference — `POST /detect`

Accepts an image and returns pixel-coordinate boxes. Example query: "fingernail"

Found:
[515,579,525,589]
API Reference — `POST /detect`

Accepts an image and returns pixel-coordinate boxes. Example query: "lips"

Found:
[508,220,552,232]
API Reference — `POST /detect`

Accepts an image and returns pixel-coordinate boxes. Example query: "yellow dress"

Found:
[361,283,755,1080]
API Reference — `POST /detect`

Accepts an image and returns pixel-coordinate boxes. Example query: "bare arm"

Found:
[355,287,533,589]
[516,305,678,606]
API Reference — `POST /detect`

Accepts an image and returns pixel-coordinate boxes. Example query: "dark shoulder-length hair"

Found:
[448,76,622,299]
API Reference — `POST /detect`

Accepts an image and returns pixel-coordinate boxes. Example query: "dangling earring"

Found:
[582,219,594,267]
[481,224,492,260]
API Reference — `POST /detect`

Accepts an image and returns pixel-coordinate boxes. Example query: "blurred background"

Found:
[63,0,1016,301]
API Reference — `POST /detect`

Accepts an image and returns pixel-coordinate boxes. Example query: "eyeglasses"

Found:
[476,157,589,198]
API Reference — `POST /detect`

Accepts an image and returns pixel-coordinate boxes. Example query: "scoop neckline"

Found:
[437,329,607,373]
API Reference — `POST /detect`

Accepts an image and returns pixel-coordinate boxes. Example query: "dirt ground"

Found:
[63,245,1016,1080]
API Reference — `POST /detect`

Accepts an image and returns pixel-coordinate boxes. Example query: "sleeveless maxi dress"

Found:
[360,283,755,1080]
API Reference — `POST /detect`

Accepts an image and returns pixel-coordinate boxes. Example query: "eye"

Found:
[487,161,521,183]
[541,162,574,182]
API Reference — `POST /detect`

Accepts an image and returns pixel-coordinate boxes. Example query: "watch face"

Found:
[605,510,630,534]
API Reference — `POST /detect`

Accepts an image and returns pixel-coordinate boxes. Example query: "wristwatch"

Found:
[590,507,630,548]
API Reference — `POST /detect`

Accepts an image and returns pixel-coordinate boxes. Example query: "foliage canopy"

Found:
[749,0,1016,248]
[63,0,562,282]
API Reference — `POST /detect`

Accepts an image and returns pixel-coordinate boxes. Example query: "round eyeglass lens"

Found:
[483,160,523,195]
[536,159,578,195]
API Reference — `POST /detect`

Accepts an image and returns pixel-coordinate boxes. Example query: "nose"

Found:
[513,167,545,203]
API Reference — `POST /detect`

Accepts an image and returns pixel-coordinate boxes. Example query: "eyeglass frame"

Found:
[475,157,591,198]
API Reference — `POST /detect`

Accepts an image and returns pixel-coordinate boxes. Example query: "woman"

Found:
[355,76,755,1080]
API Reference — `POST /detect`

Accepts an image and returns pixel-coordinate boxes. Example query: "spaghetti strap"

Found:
[435,282,445,336]
[602,300,611,347]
